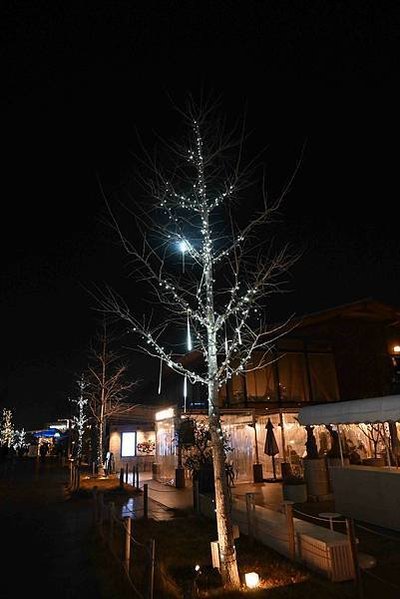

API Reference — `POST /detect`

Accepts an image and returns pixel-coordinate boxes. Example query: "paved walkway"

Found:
[125,475,284,512]
[0,457,130,598]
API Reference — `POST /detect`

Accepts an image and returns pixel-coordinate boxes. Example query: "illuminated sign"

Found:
[155,407,174,421]
[121,432,136,457]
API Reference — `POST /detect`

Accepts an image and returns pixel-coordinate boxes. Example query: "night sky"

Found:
[2,3,399,430]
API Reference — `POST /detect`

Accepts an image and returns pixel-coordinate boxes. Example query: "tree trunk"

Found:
[97,333,107,476]
[207,340,240,586]
[202,163,240,587]
[209,399,240,587]
[97,415,105,475]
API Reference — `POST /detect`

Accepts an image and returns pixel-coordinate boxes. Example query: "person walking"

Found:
[39,442,49,462]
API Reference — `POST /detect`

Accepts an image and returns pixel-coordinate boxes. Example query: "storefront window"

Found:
[222,415,254,482]
[121,432,136,457]
[155,418,177,483]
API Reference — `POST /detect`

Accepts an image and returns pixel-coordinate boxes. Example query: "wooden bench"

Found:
[231,497,356,582]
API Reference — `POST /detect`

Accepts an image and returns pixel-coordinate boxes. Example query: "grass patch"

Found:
[122,515,355,598]
[68,474,141,500]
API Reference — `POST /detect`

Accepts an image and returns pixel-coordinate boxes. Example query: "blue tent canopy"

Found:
[32,428,62,438]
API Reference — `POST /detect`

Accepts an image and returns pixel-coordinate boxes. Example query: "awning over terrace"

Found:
[297,394,400,426]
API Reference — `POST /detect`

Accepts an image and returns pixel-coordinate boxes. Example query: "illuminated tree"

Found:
[70,374,89,460]
[98,98,297,586]
[0,408,15,448]
[86,324,137,475]
[181,418,232,484]
[13,428,27,454]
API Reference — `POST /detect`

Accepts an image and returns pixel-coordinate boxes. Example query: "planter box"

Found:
[282,483,307,503]
[152,462,160,479]
[327,457,350,489]
[362,457,385,467]
[196,465,215,494]
[304,458,330,499]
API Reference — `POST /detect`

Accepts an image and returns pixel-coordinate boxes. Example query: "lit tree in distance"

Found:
[0,408,15,448]
[99,99,299,587]
[13,428,27,453]
[86,324,138,476]
[70,374,89,460]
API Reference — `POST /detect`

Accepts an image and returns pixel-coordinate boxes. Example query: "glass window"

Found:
[121,432,136,457]
[277,352,309,402]
[231,373,245,404]
[246,363,276,401]
[308,353,339,402]
[391,355,400,393]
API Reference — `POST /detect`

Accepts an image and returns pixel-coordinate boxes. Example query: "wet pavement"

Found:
[122,474,284,513]
[6,458,398,598]
[0,457,128,598]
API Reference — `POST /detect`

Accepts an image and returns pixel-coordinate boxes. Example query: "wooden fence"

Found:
[92,488,155,599]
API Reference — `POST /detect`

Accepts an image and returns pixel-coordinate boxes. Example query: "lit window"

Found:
[121,432,136,457]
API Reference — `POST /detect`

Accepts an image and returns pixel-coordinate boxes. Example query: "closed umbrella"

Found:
[264,418,279,480]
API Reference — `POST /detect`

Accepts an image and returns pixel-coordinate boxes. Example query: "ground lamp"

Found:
[244,571,260,589]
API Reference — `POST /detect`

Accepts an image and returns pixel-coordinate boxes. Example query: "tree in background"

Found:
[86,323,137,475]
[0,408,15,448]
[70,374,89,461]
[98,98,298,586]
[13,428,28,456]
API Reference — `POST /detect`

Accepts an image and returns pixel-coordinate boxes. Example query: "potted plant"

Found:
[282,468,307,503]
[303,425,331,500]
[324,424,350,488]
[325,424,349,463]
[181,419,232,494]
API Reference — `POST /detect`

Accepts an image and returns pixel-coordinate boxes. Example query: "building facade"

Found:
[153,300,400,483]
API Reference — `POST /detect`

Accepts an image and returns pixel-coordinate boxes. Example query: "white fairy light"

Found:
[183,375,188,413]
[179,239,189,253]
[187,311,193,351]
[157,357,163,395]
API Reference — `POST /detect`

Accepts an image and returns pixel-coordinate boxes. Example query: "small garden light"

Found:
[245,572,260,589]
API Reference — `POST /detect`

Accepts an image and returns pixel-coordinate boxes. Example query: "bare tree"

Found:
[357,423,386,459]
[0,408,14,448]
[70,374,89,461]
[97,97,298,586]
[86,323,137,475]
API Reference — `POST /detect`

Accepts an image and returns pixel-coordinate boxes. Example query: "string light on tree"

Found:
[0,408,14,448]
[179,239,189,272]
[71,374,89,459]
[13,428,27,452]
[99,100,296,588]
